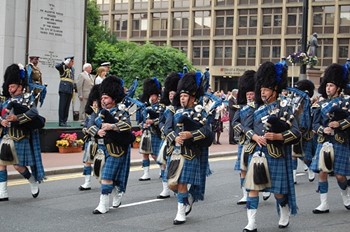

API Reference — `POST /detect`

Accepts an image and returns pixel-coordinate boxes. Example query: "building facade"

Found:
[97,0,350,92]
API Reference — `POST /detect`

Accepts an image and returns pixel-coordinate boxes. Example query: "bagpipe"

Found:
[98,106,135,146]
[3,90,46,130]
[318,98,350,173]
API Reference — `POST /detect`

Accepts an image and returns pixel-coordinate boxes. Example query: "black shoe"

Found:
[92,209,104,214]
[0,197,9,202]
[243,228,257,232]
[157,195,170,199]
[278,222,289,229]
[59,123,66,127]
[345,205,350,210]
[237,200,247,205]
[113,202,121,208]
[79,186,91,191]
[263,193,271,201]
[312,209,329,214]
[138,178,151,181]
[173,219,186,225]
[32,189,40,198]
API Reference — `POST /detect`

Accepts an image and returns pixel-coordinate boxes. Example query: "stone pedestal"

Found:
[306,68,323,90]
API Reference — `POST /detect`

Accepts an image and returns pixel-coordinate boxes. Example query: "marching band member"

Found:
[138,78,164,181]
[26,56,47,107]
[0,64,45,201]
[242,62,300,231]
[310,63,350,214]
[288,80,316,183]
[232,70,256,205]
[79,84,100,191]
[163,72,214,225]
[87,76,134,214]
[157,72,181,199]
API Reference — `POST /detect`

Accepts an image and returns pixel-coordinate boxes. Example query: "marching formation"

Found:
[0,59,350,231]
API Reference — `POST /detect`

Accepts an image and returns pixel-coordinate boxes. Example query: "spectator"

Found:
[94,66,107,85]
[77,63,94,122]
[228,89,238,144]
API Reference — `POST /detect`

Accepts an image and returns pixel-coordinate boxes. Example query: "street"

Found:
[1,157,350,232]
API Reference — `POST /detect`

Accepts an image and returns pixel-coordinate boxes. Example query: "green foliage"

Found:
[92,41,193,96]
[86,0,117,63]
[86,1,194,96]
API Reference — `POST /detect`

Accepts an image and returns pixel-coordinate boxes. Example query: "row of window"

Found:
[109,5,350,38]
[149,38,349,67]
[98,0,335,10]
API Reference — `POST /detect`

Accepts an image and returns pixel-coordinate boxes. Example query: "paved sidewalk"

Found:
[8,127,237,179]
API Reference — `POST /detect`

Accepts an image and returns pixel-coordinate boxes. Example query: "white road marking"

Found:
[113,199,164,209]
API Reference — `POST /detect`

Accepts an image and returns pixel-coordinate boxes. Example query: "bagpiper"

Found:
[310,63,350,214]
[242,61,300,231]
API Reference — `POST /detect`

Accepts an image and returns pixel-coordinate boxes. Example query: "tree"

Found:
[86,0,116,64]
[93,41,194,95]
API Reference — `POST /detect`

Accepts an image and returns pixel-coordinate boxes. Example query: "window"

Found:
[339,5,350,34]
[171,41,188,54]
[133,0,148,9]
[114,14,128,38]
[215,10,234,36]
[286,39,302,59]
[238,9,257,35]
[237,40,256,66]
[173,0,190,8]
[115,0,128,10]
[132,14,148,38]
[261,40,281,63]
[317,38,333,66]
[286,7,303,34]
[195,0,211,7]
[262,8,282,35]
[97,0,110,11]
[193,11,211,36]
[172,12,189,36]
[152,13,168,37]
[153,0,168,9]
[338,39,350,63]
[312,6,334,34]
[238,0,258,4]
[216,0,234,6]
[192,41,210,66]
[214,40,232,65]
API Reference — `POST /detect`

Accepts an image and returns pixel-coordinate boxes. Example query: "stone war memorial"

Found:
[0,0,85,151]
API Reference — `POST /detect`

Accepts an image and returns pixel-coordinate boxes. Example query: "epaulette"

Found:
[247,102,256,108]
[168,105,176,113]
[232,104,240,109]
[311,102,320,108]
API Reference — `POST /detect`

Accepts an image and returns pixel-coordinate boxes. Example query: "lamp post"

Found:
[299,0,309,80]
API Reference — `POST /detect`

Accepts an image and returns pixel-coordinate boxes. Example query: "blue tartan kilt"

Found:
[151,133,162,157]
[248,146,289,194]
[310,141,350,176]
[178,156,201,186]
[13,138,35,166]
[99,145,131,192]
[234,144,243,170]
[302,137,316,164]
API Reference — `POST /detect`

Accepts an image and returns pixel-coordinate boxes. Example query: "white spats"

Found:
[93,194,110,214]
[0,182,9,201]
[313,193,330,214]
[28,175,39,198]
[278,205,290,228]
[173,203,186,225]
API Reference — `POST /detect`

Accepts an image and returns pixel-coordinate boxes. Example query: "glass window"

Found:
[203,47,210,58]
[248,47,256,58]
[239,16,247,27]
[227,16,234,27]
[288,15,296,26]
[238,47,245,58]
[193,47,201,58]
[250,16,257,27]
[262,47,270,57]
[215,47,223,58]
[225,47,232,58]
[216,17,225,28]
[323,46,332,57]
[263,16,271,27]
[340,6,350,25]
